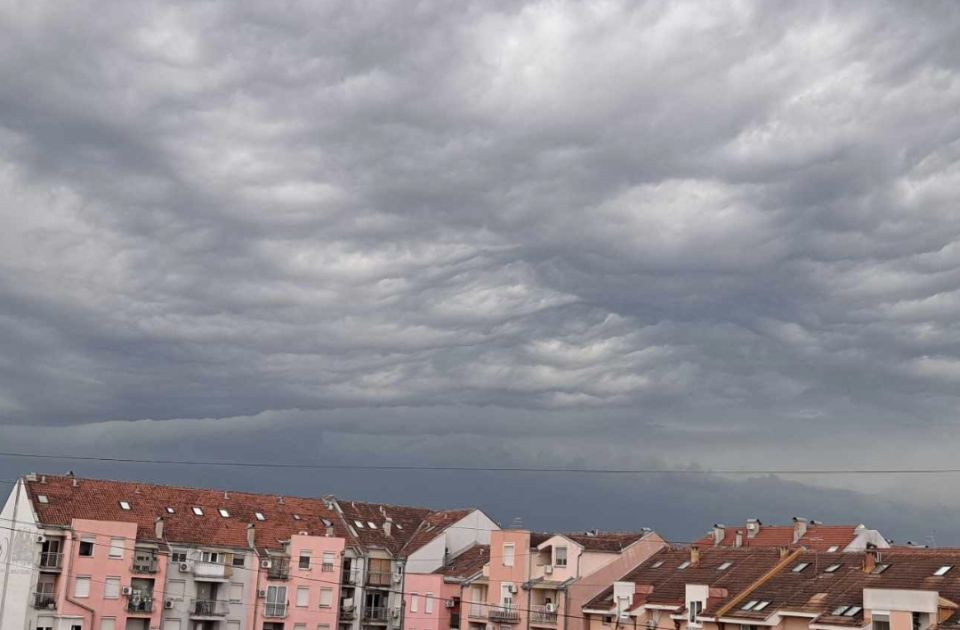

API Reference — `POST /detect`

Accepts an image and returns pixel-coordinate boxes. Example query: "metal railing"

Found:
[267,559,290,580]
[38,552,63,571]
[192,599,229,616]
[468,604,488,620]
[127,596,155,613]
[364,605,390,621]
[132,559,159,574]
[490,606,521,623]
[531,605,558,625]
[32,592,56,609]
[264,601,288,618]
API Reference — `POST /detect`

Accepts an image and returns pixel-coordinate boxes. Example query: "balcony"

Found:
[468,604,488,620]
[366,571,393,587]
[127,596,155,614]
[490,607,521,623]
[267,559,290,580]
[191,599,229,617]
[340,605,357,620]
[531,605,558,626]
[131,559,159,574]
[38,552,62,572]
[363,605,389,621]
[264,602,288,618]
[343,568,361,585]
[32,592,56,609]
[193,561,232,581]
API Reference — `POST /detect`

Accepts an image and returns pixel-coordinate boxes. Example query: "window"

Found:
[688,600,703,625]
[297,586,310,607]
[104,576,121,599]
[754,602,770,612]
[844,607,862,617]
[677,560,690,570]
[101,619,116,630]
[79,538,95,557]
[411,593,420,612]
[825,563,841,573]
[229,582,243,602]
[741,625,759,630]
[827,545,839,552]
[320,587,333,607]
[255,512,266,521]
[108,538,124,559]
[165,507,175,514]
[935,566,953,576]
[913,612,926,630]
[201,551,222,563]
[426,592,434,613]
[718,561,733,571]
[322,551,335,571]
[233,554,245,567]
[503,544,515,567]
[502,584,513,609]
[367,521,377,529]
[832,606,850,616]
[119,501,131,511]
[166,580,186,599]
[294,514,302,521]
[873,613,890,630]
[793,562,810,572]
[37,495,49,504]
[219,508,230,518]
[300,553,311,569]
[873,564,891,574]
[74,576,91,598]
[192,507,204,516]
[742,601,759,611]
[294,625,307,630]
[354,520,365,528]
[171,551,187,563]
[603,616,613,625]
[162,621,182,630]
[318,625,331,630]
[555,547,568,567]
[651,560,664,568]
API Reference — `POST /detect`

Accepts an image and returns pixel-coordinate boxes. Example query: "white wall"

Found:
[406,510,500,574]
[863,589,938,613]
[0,478,41,630]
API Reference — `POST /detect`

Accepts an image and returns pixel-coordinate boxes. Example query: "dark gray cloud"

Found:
[2,0,960,541]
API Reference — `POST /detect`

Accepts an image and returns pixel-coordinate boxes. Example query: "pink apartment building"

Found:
[403,545,490,630]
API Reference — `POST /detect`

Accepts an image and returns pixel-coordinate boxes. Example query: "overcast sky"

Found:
[2,0,960,544]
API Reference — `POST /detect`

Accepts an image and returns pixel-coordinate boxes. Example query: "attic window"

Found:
[844,607,862,617]
[792,562,810,573]
[166,507,175,514]
[368,521,377,529]
[718,561,733,571]
[935,566,953,576]
[396,524,403,530]
[354,520,365,529]
[832,606,850,616]
[293,514,302,521]
[872,563,890,575]
[677,561,690,570]
[824,564,841,573]
[219,509,230,518]
[119,501,131,510]
[255,512,266,521]
[753,602,770,612]
[741,602,759,611]
[651,560,665,568]
[826,545,840,552]
[192,507,204,516]
[37,495,49,504]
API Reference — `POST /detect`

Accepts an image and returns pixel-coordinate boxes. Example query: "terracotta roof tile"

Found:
[434,544,489,578]
[695,523,864,551]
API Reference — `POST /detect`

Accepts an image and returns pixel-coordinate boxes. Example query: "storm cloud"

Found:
[2,0,960,542]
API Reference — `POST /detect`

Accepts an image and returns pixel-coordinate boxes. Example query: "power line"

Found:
[3,450,960,475]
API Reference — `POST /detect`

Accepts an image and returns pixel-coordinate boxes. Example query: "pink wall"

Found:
[403,573,462,630]
[251,533,345,628]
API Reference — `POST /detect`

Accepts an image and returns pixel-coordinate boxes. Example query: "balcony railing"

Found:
[343,568,361,584]
[340,605,357,620]
[127,596,155,613]
[468,604,488,620]
[192,599,229,617]
[38,552,63,571]
[490,607,521,623]
[132,559,159,574]
[264,602,288,618]
[33,592,56,609]
[267,559,290,580]
[366,571,392,586]
[364,605,389,621]
[194,561,232,580]
[531,605,558,625]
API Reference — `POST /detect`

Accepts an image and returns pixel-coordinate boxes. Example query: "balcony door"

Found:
[266,585,287,617]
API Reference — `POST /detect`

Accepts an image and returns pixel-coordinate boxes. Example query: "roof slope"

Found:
[696,523,864,551]
[434,544,490,579]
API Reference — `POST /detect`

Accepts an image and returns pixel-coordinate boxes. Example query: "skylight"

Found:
[119,501,131,510]
[741,601,758,611]
[832,606,850,616]
[677,560,690,570]
[354,520,365,529]
[754,602,770,611]
[37,495,48,504]
[651,560,665,568]
[826,546,839,552]
[844,607,862,617]
[192,507,204,516]
[935,566,953,576]
[166,507,175,514]
[872,564,890,574]
[293,514,302,521]
[792,562,810,573]
[718,561,733,571]
[255,512,265,521]
[824,564,841,573]
[396,524,403,530]
[219,509,230,518]
[368,521,377,529]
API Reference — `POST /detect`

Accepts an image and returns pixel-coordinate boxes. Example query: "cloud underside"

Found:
[2,0,960,538]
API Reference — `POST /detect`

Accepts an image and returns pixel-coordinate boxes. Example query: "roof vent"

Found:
[247,523,256,548]
[40,475,47,484]
[277,496,284,505]
[712,524,725,545]
[25,473,38,482]
[224,491,229,499]
[72,477,79,487]
[383,518,393,538]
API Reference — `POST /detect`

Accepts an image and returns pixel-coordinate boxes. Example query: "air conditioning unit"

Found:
[391,608,401,619]
[545,604,557,613]
[258,589,267,598]
[179,562,190,573]
[445,600,456,609]
[36,535,45,543]
[392,573,402,584]
[261,559,273,569]
[164,599,174,609]
[543,565,553,575]
[121,586,133,596]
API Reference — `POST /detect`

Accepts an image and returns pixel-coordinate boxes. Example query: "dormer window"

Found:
[218,509,230,518]
[119,501,131,510]
[255,512,265,521]
[935,565,953,576]
[192,507,204,516]
[37,495,49,504]
[555,546,568,567]
[792,562,810,572]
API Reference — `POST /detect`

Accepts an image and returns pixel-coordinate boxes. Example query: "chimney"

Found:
[734,531,744,548]
[746,518,761,539]
[712,524,725,546]
[247,524,256,548]
[864,549,879,574]
[277,496,284,505]
[72,477,79,487]
[155,517,164,540]
[690,546,701,567]
[779,546,791,558]
[792,517,808,543]
[383,518,393,538]
[40,475,47,484]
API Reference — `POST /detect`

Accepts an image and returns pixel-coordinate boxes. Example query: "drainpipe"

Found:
[0,478,22,624]
[63,529,97,630]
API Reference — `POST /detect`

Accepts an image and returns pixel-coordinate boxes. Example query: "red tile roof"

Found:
[695,523,866,551]
[434,544,489,579]
[334,500,475,556]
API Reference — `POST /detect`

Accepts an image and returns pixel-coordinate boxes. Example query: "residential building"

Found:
[404,545,489,630]
[695,518,890,551]
[465,529,666,630]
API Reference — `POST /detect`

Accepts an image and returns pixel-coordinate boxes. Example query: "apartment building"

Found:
[404,545,489,630]
[464,529,667,630]
[695,518,890,551]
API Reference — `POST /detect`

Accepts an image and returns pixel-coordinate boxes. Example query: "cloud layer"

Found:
[2,0,960,541]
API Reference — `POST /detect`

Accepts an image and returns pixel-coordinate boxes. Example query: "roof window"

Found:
[826,545,839,552]
[832,606,850,616]
[935,565,953,576]
[37,495,49,504]
[192,507,204,516]
[792,562,810,572]
[741,601,758,611]
[165,507,175,514]
[354,520,365,529]
[396,523,403,530]
[753,602,770,612]
[844,607,862,617]
[651,560,665,568]
[293,514,302,521]
[368,521,377,529]
[255,512,266,521]
[872,563,890,574]
[718,561,733,571]
[677,560,690,570]
[119,501,131,510]
[219,509,230,518]
[824,564,841,573]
